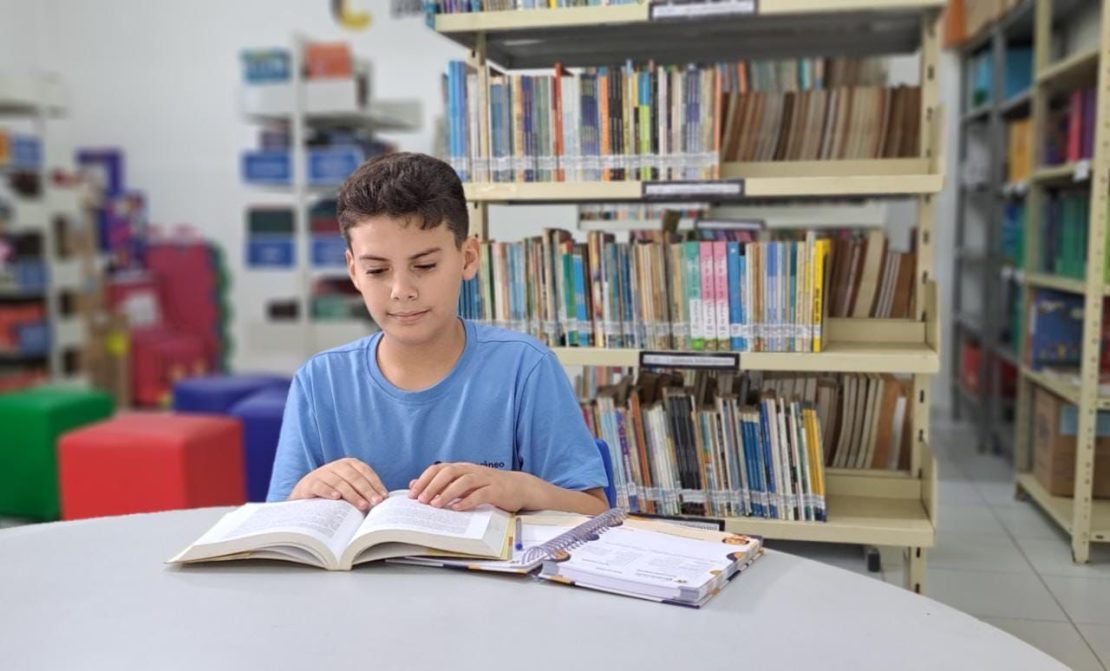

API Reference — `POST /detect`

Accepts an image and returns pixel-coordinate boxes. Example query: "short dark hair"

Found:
[336,152,469,248]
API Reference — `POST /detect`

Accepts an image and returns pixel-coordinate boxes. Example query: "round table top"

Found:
[0,507,1064,671]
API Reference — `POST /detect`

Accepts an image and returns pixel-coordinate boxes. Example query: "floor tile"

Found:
[929,532,1034,574]
[979,618,1105,671]
[1015,537,1110,581]
[938,479,987,505]
[991,500,1070,540]
[1043,576,1110,624]
[975,479,1023,507]
[934,503,1010,536]
[1077,624,1110,669]
[924,567,1068,621]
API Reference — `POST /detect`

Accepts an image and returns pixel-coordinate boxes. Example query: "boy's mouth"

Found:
[390,309,430,324]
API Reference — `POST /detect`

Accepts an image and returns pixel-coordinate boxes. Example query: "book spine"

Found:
[727,242,742,350]
[714,241,729,351]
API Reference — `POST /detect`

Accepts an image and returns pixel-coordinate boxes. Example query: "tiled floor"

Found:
[769,417,1110,671]
[2,417,1108,668]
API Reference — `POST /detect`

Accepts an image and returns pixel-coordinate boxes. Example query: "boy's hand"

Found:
[288,458,388,511]
[408,463,529,512]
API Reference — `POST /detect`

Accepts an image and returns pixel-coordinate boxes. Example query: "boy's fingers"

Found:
[308,480,341,501]
[348,461,389,499]
[322,474,368,510]
[431,474,479,508]
[410,463,446,497]
[337,462,385,503]
[417,466,463,504]
[449,487,490,511]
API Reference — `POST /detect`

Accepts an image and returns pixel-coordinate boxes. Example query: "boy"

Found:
[267,152,609,516]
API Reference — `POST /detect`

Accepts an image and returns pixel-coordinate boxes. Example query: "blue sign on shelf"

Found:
[242,151,291,185]
[247,236,294,268]
[312,235,347,267]
[308,147,362,185]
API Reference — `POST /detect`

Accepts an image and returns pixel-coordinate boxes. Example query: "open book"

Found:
[167,491,511,571]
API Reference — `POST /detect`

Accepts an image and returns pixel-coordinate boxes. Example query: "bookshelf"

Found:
[0,73,93,390]
[1010,0,1110,564]
[950,0,1036,456]
[238,36,421,368]
[430,0,944,592]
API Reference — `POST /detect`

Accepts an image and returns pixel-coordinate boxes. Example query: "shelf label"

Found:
[639,350,739,370]
[1074,160,1091,182]
[642,179,745,201]
[649,0,757,21]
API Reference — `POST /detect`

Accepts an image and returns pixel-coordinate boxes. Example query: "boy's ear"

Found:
[346,248,359,289]
[461,235,480,280]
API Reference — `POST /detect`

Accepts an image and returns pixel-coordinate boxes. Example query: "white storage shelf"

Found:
[0,73,67,116]
[241,79,421,132]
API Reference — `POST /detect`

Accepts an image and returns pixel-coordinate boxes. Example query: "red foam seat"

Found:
[58,412,245,520]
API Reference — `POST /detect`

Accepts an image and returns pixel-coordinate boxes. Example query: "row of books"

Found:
[1045,87,1097,166]
[1007,118,1033,184]
[1002,201,1026,266]
[1040,190,1090,281]
[719,85,921,163]
[579,370,915,520]
[443,57,918,183]
[457,228,914,352]
[1026,289,1110,372]
[583,370,828,520]
[430,0,636,13]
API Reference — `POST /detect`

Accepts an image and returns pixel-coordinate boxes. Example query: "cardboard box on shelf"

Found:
[1033,387,1110,499]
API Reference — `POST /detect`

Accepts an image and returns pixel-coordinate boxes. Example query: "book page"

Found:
[196,499,366,561]
[352,491,492,542]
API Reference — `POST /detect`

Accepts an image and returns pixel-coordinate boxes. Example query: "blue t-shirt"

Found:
[266,319,607,502]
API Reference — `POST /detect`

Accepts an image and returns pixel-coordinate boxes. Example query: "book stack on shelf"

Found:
[458,226,916,354]
[429,0,944,591]
[580,369,915,522]
[444,56,922,185]
[237,36,420,369]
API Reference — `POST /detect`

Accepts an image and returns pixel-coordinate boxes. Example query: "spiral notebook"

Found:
[531,509,764,608]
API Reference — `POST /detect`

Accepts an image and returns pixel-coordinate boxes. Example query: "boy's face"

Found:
[345,215,478,348]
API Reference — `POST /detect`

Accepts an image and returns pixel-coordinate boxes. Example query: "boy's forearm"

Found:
[518,472,609,515]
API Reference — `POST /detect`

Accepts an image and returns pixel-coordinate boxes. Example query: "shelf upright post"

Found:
[1070,0,1110,563]
[468,32,490,242]
[291,34,312,358]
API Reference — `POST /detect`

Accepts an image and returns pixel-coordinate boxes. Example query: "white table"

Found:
[0,508,1064,670]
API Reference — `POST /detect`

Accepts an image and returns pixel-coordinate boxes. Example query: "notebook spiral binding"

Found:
[522,508,628,565]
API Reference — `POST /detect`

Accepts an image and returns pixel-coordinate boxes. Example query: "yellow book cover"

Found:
[812,239,829,353]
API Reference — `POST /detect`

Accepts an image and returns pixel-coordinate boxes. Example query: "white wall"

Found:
[3,2,961,410]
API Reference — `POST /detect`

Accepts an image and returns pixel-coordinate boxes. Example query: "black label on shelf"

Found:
[649,0,758,21]
[642,179,745,201]
[639,351,739,370]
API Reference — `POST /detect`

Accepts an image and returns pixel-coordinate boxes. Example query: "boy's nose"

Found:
[390,277,417,301]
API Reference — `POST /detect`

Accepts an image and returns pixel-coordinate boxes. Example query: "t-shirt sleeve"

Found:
[515,351,608,492]
[266,370,325,502]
